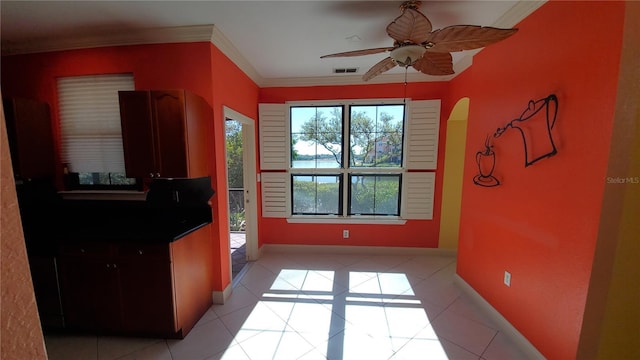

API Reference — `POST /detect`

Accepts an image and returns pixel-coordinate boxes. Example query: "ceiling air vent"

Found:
[333,68,358,74]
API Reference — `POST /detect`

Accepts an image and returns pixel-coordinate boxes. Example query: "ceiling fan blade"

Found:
[386,8,432,44]
[426,25,518,53]
[412,52,454,76]
[362,57,397,81]
[320,47,394,58]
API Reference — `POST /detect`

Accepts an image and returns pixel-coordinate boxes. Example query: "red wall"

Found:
[452,2,625,359]
[0,42,244,293]
[208,44,260,289]
[1,42,215,183]
[258,82,452,247]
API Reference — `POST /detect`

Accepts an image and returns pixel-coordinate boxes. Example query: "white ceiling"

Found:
[0,1,542,86]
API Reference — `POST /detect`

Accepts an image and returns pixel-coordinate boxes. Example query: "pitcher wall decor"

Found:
[473,94,559,187]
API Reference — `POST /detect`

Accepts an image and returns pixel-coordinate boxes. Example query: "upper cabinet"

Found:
[118,90,211,179]
[3,97,56,180]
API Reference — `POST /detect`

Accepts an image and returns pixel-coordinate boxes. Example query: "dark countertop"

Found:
[21,199,212,255]
[55,219,211,243]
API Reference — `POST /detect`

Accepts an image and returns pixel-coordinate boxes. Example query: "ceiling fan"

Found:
[321,1,518,81]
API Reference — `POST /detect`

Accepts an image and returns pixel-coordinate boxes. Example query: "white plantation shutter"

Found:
[259,103,288,170]
[402,99,440,220]
[403,172,436,219]
[261,172,289,217]
[57,74,134,172]
[259,103,289,218]
[405,99,440,170]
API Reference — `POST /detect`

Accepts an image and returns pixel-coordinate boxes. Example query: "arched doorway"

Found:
[439,98,469,250]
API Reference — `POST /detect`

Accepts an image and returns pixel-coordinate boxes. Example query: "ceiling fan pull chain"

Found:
[403,67,408,104]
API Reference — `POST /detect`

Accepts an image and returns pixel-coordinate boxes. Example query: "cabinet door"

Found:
[58,256,122,332]
[150,91,188,178]
[3,98,55,179]
[119,91,157,178]
[117,244,176,335]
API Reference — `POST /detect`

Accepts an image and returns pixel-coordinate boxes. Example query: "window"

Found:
[259,100,440,220]
[292,175,342,215]
[349,174,401,216]
[57,74,138,189]
[290,103,405,216]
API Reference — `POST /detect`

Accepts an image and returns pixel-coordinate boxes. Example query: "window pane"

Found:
[291,106,342,169]
[350,105,404,168]
[78,172,136,185]
[349,175,401,216]
[292,175,341,215]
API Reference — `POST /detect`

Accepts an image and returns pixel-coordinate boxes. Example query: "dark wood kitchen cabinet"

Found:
[118,90,211,179]
[57,224,213,338]
[57,242,122,332]
[117,244,175,335]
[2,97,56,179]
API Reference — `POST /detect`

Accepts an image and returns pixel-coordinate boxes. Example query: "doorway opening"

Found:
[223,106,259,283]
[225,119,247,279]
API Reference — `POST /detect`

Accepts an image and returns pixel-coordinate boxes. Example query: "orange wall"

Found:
[0,42,243,292]
[258,82,452,247]
[452,2,625,359]
[208,44,260,289]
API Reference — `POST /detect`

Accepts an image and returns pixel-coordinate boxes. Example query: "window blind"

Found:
[57,74,134,173]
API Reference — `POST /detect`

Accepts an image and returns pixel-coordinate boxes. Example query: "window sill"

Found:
[59,190,147,201]
[287,216,407,225]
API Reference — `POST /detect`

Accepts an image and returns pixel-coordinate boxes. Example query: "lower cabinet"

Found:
[57,225,212,338]
[118,245,176,335]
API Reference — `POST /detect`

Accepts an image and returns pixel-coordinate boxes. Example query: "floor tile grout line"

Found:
[479,330,500,359]
[108,338,165,360]
[431,295,501,358]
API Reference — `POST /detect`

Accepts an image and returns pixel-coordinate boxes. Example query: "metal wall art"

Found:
[474,94,559,187]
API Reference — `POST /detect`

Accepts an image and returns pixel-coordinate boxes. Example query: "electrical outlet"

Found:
[504,271,511,287]
[343,230,349,239]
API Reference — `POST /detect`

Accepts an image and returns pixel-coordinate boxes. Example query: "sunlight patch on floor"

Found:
[220,268,448,359]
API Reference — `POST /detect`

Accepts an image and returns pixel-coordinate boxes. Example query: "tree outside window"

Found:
[290,104,404,216]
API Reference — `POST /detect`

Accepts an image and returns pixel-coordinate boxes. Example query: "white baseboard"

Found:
[212,283,233,304]
[453,275,546,360]
[260,244,456,257]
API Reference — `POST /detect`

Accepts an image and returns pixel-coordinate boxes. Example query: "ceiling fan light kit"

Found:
[321,0,518,81]
[390,45,427,67]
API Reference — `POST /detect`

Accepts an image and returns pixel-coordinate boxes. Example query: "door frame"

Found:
[223,106,259,262]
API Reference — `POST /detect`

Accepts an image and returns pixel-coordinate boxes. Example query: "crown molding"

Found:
[1,25,216,56]
[259,71,455,88]
[209,26,264,86]
[493,0,546,28]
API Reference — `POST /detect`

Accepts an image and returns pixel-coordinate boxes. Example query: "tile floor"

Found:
[230,232,247,280]
[44,251,531,360]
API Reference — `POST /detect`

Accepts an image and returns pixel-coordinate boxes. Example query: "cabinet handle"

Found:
[106,263,110,268]
[138,250,143,255]
[80,248,85,254]
[156,173,161,178]
[113,264,117,269]
[149,173,155,178]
